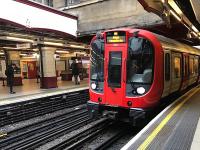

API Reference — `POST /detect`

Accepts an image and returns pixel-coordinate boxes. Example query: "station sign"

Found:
[17,43,32,49]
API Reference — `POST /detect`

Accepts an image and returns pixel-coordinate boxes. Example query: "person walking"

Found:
[5,64,15,94]
[72,59,80,85]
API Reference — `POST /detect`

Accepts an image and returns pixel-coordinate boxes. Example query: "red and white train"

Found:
[87,28,200,124]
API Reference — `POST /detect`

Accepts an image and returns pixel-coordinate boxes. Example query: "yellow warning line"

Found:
[137,87,200,150]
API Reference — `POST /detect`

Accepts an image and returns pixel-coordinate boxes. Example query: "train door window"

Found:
[194,57,198,74]
[174,57,181,78]
[108,52,122,88]
[183,56,186,77]
[185,56,189,77]
[189,57,194,75]
[165,53,170,81]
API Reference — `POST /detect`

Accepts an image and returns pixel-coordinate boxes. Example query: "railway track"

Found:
[37,119,137,150]
[0,89,89,127]
[0,104,92,150]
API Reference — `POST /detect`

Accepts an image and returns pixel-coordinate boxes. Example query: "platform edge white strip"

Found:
[190,118,200,150]
[0,87,89,106]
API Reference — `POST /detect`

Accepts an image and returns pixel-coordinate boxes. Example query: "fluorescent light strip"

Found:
[168,0,183,15]
[44,42,64,46]
[170,10,181,21]
[70,44,85,49]
[56,50,69,53]
[192,32,198,37]
[20,54,27,56]
[6,36,34,43]
[191,25,199,33]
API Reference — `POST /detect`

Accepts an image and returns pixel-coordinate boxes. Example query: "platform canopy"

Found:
[0,0,77,37]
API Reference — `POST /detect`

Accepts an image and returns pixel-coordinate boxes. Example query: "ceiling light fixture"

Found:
[70,44,85,49]
[192,32,198,37]
[6,36,34,43]
[191,25,199,33]
[56,50,69,53]
[44,42,64,46]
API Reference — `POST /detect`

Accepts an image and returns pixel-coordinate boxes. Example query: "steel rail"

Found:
[0,109,87,147]
[4,115,91,150]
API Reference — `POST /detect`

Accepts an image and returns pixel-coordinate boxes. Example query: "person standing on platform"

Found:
[72,59,80,85]
[5,64,15,94]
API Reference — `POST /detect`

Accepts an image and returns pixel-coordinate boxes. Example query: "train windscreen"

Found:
[90,39,104,93]
[126,37,154,96]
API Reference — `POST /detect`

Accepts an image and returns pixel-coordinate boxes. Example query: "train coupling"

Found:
[87,101,99,119]
[102,110,118,120]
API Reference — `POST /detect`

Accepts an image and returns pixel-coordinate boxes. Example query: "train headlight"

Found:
[91,83,97,90]
[137,87,145,95]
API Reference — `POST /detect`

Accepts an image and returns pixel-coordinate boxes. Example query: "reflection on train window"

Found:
[127,37,154,84]
[90,39,104,82]
[108,52,122,88]
[184,56,189,77]
[189,58,194,75]
[165,53,170,81]
[174,57,181,78]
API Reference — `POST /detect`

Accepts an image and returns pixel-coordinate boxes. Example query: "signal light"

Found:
[127,101,132,106]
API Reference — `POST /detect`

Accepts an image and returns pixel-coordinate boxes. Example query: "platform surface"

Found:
[0,78,88,106]
[122,85,200,150]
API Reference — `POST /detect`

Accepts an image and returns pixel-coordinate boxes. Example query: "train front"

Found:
[87,29,163,123]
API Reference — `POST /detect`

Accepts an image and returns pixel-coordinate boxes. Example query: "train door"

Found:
[180,54,189,91]
[162,50,171,97]
[104,46,127,106]
[170,52,182,93]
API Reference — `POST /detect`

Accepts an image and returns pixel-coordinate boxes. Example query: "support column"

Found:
[6,51,22,86]
[40,47,57,89]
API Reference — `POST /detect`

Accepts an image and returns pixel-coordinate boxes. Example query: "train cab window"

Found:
[127,37,153,84]
[108,52,122,88]
[126,37,154,96]
[90,39,104,92]
[165,53,170,81]
[174,57,181,78]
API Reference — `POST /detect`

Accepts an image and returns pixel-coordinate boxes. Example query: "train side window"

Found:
[174,57,181,78]
[189,58,194,75]
[165,53,170,81]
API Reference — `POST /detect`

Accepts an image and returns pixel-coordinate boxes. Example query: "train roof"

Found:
[153,33,200,55]
[102,28,200,55]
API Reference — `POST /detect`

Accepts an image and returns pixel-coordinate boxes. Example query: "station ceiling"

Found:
[138,0,200,46]
[0,0,89,54]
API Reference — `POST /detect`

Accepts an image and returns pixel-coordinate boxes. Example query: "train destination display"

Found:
[106,31,126,43]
